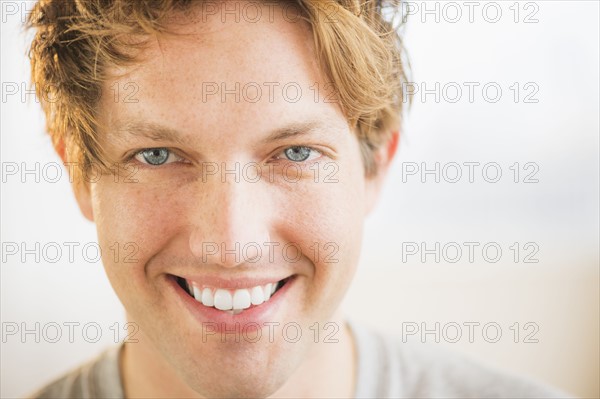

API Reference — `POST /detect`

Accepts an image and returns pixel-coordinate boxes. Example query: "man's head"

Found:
[27,1,407,397]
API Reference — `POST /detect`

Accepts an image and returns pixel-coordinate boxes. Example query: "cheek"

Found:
[277,161,367,306]
[90,179,190,287]
[276,162,364,223]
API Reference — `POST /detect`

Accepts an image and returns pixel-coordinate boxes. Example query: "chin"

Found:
[191,381,281,399]
[180,356,296,398]
[156,334,305,399]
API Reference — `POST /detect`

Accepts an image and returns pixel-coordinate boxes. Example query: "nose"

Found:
[189,174,271,268]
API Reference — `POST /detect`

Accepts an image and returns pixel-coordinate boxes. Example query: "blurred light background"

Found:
[1,1,598,398]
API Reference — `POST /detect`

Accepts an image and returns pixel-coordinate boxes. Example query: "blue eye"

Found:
[283,146,316,162]
[137,148,170,165]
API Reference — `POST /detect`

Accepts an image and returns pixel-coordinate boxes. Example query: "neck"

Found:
[120,314,356,398]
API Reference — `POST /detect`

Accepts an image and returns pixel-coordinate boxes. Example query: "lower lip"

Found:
[166,275,296,333]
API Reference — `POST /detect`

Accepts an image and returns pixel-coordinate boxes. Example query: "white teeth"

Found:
[232,289,252,310]
[185,279,287,312]
[264,283,272,301]
[214,289,233,311]
[201,288,214,307]
[250,286,265,305]
[192,285,202,302]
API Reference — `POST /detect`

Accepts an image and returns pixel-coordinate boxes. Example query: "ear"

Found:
[364,130,400,215]
[55,138,95,222]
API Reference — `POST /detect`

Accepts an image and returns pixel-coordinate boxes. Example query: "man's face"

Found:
[78,3,383,397]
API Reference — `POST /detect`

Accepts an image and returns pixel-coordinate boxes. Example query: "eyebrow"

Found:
[116,119,341,145]
[117,121,190,146]
[261,120,339,144]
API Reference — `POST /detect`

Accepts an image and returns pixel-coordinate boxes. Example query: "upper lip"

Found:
[172,273,293,290]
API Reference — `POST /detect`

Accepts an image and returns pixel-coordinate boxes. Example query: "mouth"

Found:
[174,275,293,315]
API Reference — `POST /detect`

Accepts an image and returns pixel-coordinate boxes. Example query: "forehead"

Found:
[98,2,347,147]
[134,4,317,82]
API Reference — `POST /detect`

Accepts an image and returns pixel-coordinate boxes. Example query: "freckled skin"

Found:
[70,2,395,398]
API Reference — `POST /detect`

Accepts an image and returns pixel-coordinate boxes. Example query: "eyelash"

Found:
[131,148,185,166]
[128,146,324,167]
[272,146,322,164]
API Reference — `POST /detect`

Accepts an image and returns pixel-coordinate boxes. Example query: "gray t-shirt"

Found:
[29,321,572,398]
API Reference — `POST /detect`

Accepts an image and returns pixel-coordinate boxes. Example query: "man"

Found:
[26,1,569,397]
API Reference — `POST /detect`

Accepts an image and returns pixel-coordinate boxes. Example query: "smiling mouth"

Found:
[175,276,292,315]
